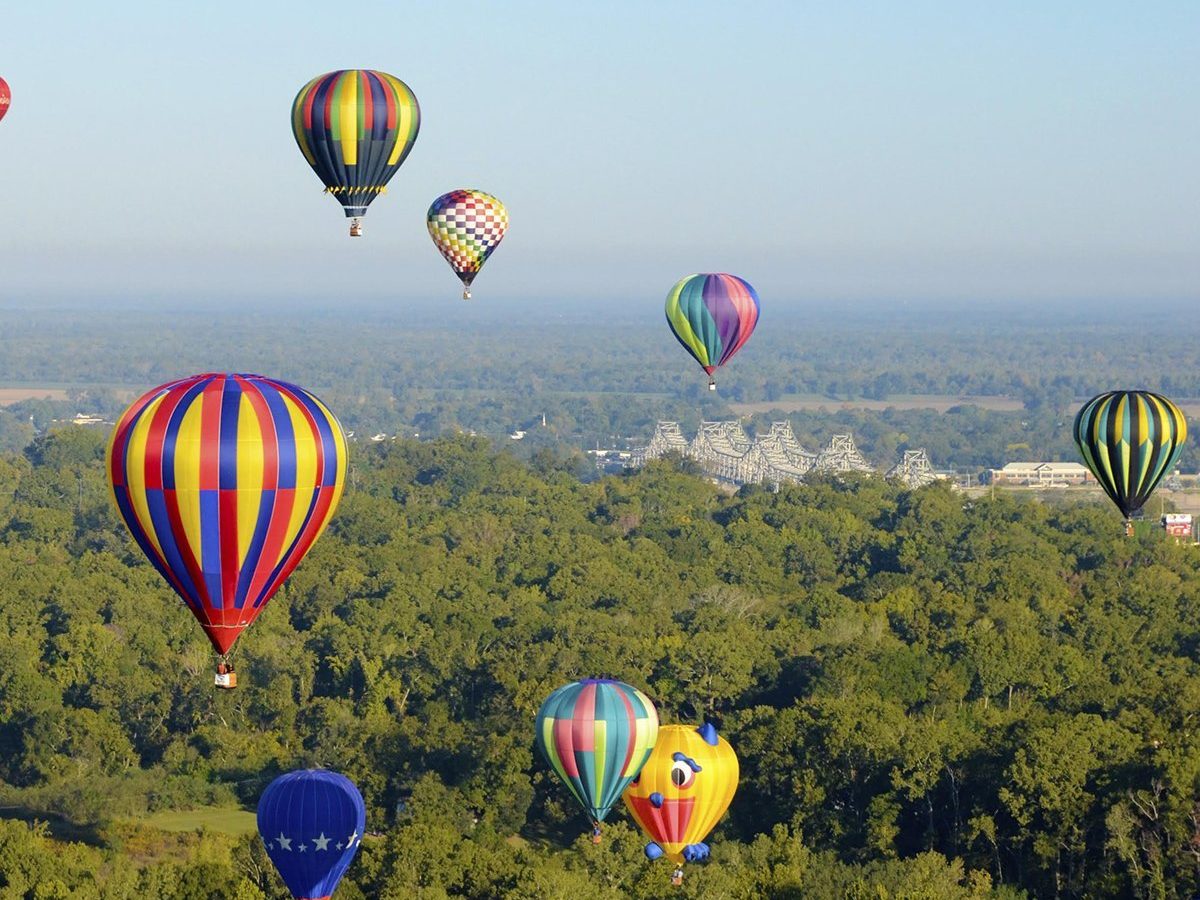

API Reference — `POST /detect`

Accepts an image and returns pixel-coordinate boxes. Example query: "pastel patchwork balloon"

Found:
[535,679,658,837]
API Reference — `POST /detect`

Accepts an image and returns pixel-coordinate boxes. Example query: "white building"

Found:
[988,462,1093,486]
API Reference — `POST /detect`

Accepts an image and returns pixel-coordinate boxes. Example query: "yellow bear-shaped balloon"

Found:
[622,722,738,870]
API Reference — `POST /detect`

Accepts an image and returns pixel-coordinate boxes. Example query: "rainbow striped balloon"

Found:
[664,273,760,388]
[1073,390,1188,520]
[427,189,509,299]
[107,374,347,655]
[291,70,420,231]
[535,679,659,827]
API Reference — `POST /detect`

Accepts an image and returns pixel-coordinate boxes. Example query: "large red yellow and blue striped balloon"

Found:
[427,189,509,300]
[107,374,347,655]
[535,679,659,831]
[1073,390,1187,521]
[291,70,420,235]
[664,274,760,389]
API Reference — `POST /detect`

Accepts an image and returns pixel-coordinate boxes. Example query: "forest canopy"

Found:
[0,428,1197,897]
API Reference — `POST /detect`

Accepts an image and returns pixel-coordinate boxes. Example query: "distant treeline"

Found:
[0,305,1197,473]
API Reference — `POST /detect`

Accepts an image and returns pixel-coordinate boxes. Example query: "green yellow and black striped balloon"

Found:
[291,70,420,236]
[1073,390,1187,520]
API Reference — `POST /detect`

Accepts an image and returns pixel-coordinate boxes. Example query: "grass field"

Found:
[0,387,71,405]
[141,806,258,834]
[728,394,1025,415]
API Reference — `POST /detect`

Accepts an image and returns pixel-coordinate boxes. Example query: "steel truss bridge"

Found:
[631,421,939,489]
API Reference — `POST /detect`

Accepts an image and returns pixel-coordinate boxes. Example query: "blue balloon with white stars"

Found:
[257,769,366,900]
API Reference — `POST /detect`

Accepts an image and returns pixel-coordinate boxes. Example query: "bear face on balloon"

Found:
[622,722,739,866]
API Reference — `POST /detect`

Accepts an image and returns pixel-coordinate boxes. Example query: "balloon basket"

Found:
[462,288,472,301]
[671,868,684,886]
[215,656,238,689]
[708,380,716,392]
[349,218,363,237]
[214,671,237,689]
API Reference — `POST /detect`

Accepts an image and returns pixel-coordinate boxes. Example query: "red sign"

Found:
[1163,514,1193,538]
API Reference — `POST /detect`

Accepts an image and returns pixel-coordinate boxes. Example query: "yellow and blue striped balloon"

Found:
[107,374,347,655]
[1073,389,1187,520]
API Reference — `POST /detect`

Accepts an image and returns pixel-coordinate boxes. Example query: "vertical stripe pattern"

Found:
[107,374,347,654]
[664,273,760,379]
[291,70,420,217]
[257,769,366,900]
[623,724,739,865]
[1073,389,1188,519]
[535,679,659,824]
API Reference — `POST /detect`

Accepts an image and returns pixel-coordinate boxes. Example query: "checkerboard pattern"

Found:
[427,189,509,286]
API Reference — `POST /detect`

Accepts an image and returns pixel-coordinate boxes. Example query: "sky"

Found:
[0,1,1196,309]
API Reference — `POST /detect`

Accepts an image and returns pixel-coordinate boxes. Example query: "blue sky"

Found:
[0,1,1196,307]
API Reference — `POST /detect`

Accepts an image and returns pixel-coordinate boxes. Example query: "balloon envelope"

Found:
[107,374,347,654]
[664,274,760,381]
[0,77,10,123]
[427,189,509,292]
[1073,390,1187,519]
[535,679,659,825]
[257,769,366,900]
[291,70,420,221]
[623,723,739,865]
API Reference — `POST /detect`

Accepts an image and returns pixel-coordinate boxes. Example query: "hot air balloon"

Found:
[1074,390,1187,531]
[291,70,420,237]
[0,77,10,124]
[107,374,346,683]
[535,678,659,843]
[664,274,760,390]
[258,769,366,900]
[623,722,738,885]
[427,189,508,299]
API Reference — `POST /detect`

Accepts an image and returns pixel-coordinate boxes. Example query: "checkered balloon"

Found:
[427,189,508,296]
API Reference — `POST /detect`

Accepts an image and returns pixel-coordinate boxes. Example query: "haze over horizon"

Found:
[1,1,1196,307]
